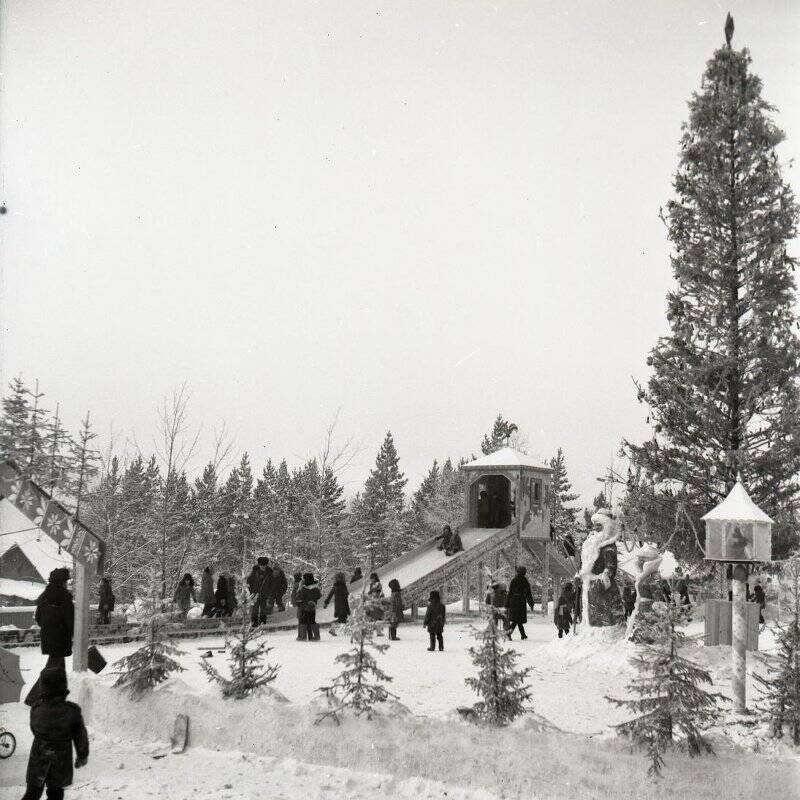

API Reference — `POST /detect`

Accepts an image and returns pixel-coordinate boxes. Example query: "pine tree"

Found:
[754,554,800,743]
[200,586,279,699]
[112,575,184,699]
[68,412,100,515]
[360,432,407,567]
[606,603,723,776]
[624,19,800,558]
[315,595,397,724]
[0,376,32,464]
[464,613,533,725]
[550,448,580,542]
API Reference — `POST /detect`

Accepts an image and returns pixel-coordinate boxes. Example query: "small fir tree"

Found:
[112,576,184,699]
[315,595,397,724]
[480,414,519,455]
[754,555,800,744]
[200,586,279,699]
[464,613,533,725]
[606,603,723,776]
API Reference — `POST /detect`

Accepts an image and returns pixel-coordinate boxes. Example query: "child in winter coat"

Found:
[423,590,446,651]
[366,573,385,623]
[213,575,228,617]
[622,583,636,620]
[98,577,115,625]
[324,572,351,633]
[554,582,575,638]
[485,582,508,628]
[22,667,89,800]
[296,573,322,641]
[386,579,404,640]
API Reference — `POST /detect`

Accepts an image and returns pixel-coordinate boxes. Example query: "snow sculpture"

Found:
[626,546,663,641]
[579,509,625,627]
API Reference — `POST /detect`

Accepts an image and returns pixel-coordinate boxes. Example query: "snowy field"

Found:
[2,614,798,799]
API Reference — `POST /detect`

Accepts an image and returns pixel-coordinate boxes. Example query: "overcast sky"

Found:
[1,1,799,506]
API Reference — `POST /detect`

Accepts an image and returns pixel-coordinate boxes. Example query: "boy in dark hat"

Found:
[22,668,89,800]
[423,590,446,651]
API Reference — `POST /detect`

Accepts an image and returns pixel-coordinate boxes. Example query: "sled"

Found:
[170,714,189,754]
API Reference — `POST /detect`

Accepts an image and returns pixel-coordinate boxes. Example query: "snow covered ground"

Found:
[1,614,797,799]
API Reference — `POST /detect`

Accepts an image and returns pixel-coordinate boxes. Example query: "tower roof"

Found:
[462,447,550,472]
[701,481,773,524]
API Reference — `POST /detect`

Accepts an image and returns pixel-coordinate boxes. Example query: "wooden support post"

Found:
[462,569,470,614]
[73,560,91,673]
[552,576,561,620]
[477,561,485,610]
[542,544,550,616]
[732,564,747,713]
[411,603,418,622]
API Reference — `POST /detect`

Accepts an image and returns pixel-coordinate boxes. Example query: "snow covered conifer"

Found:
[315,595,396,724]
[606,603,723,776]
[112,575,184,699]
[200,585,279,699]
[754,555,800,744]
[624,17,800,559]
[464,613,532,725]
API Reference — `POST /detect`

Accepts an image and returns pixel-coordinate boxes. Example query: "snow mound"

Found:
[153,676,204,696]
[187,606,203,620]
[536,625,634,671]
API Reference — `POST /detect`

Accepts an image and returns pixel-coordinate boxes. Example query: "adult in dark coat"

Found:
[423,590,446,651]
[323,572,350,625]
[477,491,490,528]
[224,572,238,617]
[488,493,501,528]
[272,564,289,612]
[290,572,305,640]
[98,577,115,625]
[199,567,215,617]
[505,566,535,640]
[296,573,322,641]
[752,581,766,625]
[35,568,74,669]
[23,667,89,800]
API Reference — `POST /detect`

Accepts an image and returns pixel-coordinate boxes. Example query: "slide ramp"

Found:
[265,525,517,628]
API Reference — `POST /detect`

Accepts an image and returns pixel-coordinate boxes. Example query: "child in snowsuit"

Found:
[485,582,508,628]
[22,667,89,800]
[423,590,446,651]
[386,579,404,640]
[554,583,575,638]
[296,573,322,641]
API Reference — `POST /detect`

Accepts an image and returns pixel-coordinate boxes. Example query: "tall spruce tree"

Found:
[360,431,407,567]
[624,18,800,558]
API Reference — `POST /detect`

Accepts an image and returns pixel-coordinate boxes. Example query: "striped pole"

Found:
[731,564,747,713]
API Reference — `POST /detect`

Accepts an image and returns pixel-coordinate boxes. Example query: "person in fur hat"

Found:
[22,667,89,800]
[35,568,74,670]
[579,509,625,627]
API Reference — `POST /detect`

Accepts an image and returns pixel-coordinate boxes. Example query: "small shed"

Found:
[460,447,552,539]
[702,481,773,563]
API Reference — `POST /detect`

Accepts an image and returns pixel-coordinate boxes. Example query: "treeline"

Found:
[0,381,585,602]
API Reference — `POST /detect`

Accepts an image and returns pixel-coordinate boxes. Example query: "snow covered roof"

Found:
[701,481,773,524]
[0,578,43,602]
[462,447,551,472]
[0,502,72,581]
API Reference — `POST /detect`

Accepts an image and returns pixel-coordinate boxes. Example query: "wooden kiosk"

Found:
[0,460,105,672]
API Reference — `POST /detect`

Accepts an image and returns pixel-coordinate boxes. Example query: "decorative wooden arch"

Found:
[0,460,105,671]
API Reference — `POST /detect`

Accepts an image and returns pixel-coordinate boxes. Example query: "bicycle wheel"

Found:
[0,730,16,759]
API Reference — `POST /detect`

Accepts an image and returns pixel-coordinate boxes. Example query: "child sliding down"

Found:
[423,590,446,651]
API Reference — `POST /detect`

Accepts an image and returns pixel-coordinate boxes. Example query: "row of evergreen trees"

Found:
[0,384,585,602]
